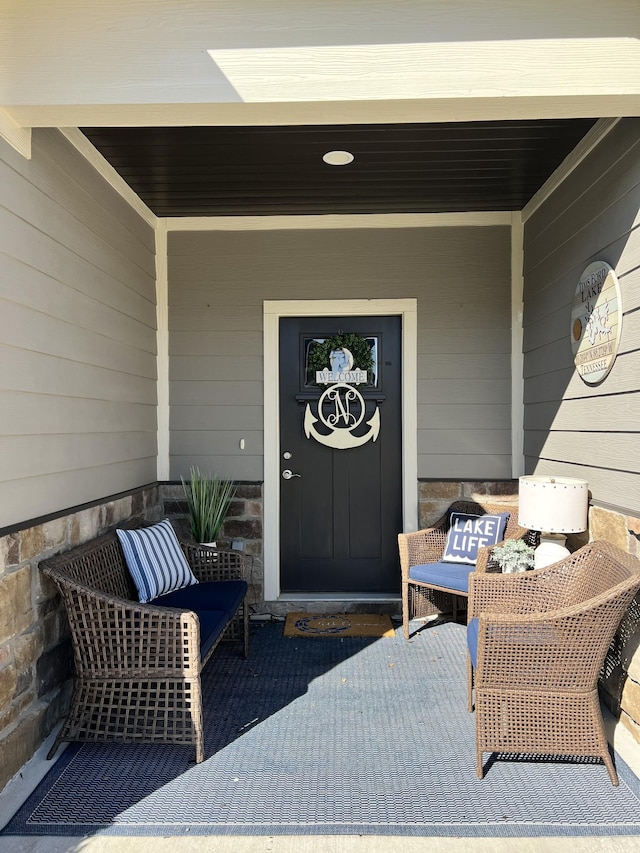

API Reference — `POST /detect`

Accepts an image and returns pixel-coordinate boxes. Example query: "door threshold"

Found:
[279,593,401,603]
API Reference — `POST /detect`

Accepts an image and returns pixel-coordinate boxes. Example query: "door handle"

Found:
[282,469,301,480]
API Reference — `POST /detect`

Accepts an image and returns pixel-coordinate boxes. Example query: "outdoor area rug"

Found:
[3,620,640,838]
[283,612,395,638]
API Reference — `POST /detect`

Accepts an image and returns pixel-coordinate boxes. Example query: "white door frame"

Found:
[263,298,418,601]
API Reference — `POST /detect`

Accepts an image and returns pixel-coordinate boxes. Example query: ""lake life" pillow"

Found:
[441,512,509,565]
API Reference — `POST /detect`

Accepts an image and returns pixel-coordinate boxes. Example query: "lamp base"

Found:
[534,533,569,569]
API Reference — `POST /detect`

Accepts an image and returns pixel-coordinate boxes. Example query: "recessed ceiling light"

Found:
[323,150,355,166]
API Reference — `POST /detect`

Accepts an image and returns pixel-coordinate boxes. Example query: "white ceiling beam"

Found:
[166,213,512,231]
[5,94,640,129]
[3,2,639,128]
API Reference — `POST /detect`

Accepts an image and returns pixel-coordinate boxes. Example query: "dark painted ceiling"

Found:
[81,119,597,217]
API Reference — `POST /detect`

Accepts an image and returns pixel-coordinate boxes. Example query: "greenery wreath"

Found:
[308,332,374,382]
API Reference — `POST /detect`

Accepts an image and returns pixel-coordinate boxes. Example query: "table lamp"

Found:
[518,476,589,569]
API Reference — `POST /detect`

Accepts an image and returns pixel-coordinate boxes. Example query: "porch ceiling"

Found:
[81,119,597,217]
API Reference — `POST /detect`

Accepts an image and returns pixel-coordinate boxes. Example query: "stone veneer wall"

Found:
[591,505,640,747]
[417,480,519,528]
[0,486,162,792]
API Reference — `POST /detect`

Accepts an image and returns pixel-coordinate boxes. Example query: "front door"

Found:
[279,315,402,594]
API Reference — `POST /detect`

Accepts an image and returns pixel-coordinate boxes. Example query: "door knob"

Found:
[282,469,301,480]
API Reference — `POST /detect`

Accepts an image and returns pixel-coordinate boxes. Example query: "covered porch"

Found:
[1,0,640,834]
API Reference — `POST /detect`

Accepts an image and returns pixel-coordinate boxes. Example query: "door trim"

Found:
[263,298,418,601]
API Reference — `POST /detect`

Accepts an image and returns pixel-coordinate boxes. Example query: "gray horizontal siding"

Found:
[418,378,510,405]
[170,356,262,382]
[417,353,510,379]
[168,225,511,481]
[169,380,264,407]
[170,455,262,482]
[419,403,511,430]
[1,344,157,403]
[525,121,640,256]
[417,455,513,480]
[171,430,263,456]
[524,431,640,474]
[1,297,156,377]
[0,459,156,527]
[171,405,263,431]
[170,330,263,356]
[525,395,640,433]
[0,129,157,527]
[4,391,156,434]
[0,253,156,351]
[522,117,640,512]
[418,428,510,455]
[0,207,156,330]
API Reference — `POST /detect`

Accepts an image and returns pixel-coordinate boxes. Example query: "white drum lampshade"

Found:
[518,476,589,568]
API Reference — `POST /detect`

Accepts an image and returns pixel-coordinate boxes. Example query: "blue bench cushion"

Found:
[197,610,230,660]
[408,561,472,593]
[467,617,479,668]
[152,580,248,621]
[152,580,248,662]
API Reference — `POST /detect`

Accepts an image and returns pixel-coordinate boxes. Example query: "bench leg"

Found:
[195,735,204,764]
[243,602,249,659]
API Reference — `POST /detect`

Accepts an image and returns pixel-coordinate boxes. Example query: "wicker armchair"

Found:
[40,526,249,763]
[398,501,530,639]
[467,540,640,784]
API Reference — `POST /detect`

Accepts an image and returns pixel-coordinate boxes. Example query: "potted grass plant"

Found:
[181,466,236,546]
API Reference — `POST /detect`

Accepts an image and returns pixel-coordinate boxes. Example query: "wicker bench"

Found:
[40,524,249,763]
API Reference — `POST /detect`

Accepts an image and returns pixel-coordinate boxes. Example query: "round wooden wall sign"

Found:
[571,261,623,385]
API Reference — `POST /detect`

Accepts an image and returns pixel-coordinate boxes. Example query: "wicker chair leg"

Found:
[402,582,410,639]
[466,655,474,713]
[591,697,619,786]
[603,751,619,786]
[476,748,484,779]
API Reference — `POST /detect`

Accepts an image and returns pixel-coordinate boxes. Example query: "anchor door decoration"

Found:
[304,335,380,450]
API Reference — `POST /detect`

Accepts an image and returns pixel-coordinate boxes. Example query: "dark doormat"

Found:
[3,621,640,837]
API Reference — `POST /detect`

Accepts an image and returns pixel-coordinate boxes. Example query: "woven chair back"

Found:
[42,528,137,601]
[542,541,640,610]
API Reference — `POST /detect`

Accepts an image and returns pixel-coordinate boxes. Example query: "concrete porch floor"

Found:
[1,706,640,853]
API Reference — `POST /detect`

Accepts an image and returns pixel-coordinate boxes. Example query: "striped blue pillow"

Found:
[116,520,198,603]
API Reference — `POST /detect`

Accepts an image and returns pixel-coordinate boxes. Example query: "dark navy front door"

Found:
[279,315,402,594]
